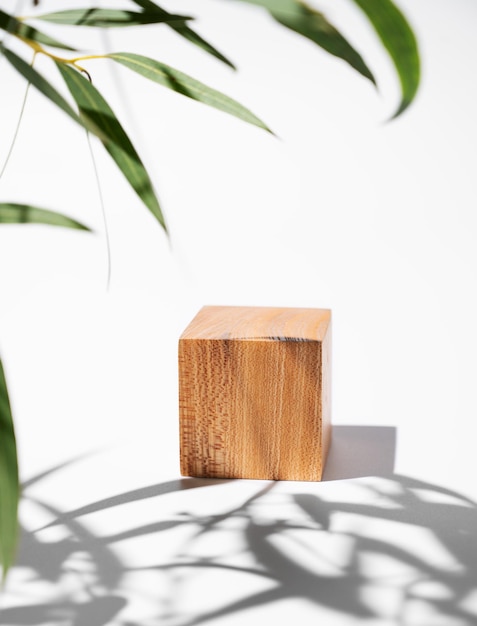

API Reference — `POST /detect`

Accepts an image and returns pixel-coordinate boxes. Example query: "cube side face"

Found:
[179,339,232,478]
[179,333,329,481]
[320,319,332,474]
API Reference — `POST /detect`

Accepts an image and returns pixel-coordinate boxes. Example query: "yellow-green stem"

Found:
[18,36,104,73]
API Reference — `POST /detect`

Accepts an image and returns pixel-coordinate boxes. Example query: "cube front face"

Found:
[179,306,331,481]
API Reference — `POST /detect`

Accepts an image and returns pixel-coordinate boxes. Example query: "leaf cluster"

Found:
[0,0,420,232]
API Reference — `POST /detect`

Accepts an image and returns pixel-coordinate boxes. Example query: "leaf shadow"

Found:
[2,472,231,626]
[3,426,477,625]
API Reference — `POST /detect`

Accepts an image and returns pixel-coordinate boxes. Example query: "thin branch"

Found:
[85,127,112,291]
[0,53,34,181]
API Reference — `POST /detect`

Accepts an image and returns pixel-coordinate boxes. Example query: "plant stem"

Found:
[0,53,33,180]
[85,129,112,291]
[18,36,105,72]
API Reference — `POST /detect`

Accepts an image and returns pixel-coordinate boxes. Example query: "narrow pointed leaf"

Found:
[271,4,376,85]
[0,9,75,50]
[131,0,236,69]
[33,8,192,28]
[108,53,272,133]
[2,47,112,145]
[232,0,375,84]
[2,47,84,126]
[0,203,91,230]
[56,63,166,231]
[0,358,19,581]
[351,0,420,117]
[3,49,165,230]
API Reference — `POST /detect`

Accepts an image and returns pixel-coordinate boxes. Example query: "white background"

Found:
[1,1,477,624]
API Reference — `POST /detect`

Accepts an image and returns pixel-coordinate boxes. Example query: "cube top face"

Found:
[179,306,332,482]
[180,306,331,343]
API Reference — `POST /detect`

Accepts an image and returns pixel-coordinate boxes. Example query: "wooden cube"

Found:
[179,306,331,481]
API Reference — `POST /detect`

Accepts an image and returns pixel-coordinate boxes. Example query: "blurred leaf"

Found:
[131,0,236,69]
[273,6,376,85]
[232,0,420,116]
[351,0,420,117]
[33,8,192,28]
[0,358,19,581]
[234,0,375,84]
[108,52,272,133]
[0,8,75,50]
[56,63,166,231]
[0,203,91,230]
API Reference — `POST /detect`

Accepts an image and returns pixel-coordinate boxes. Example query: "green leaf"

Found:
[107,52,272,133]
[2,48,163,229]
[0,203,91,230]
[0,357,19,581]
[231,0,375,84]
[231,0,419,116]
[0,8,75,50]
[56,63,166,231]
[259,0,373,84]
[33,8,192,28]
[2,47,116,147]
[271,4,376,85]
[131,0,236,69]
[351,0,420,117]
[2,47,84,127]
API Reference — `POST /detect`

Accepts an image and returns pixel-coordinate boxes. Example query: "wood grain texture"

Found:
[179,306,331,481]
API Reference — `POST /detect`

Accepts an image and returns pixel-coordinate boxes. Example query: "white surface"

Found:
[1,0,477,624]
